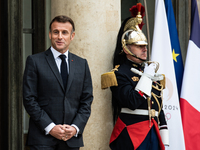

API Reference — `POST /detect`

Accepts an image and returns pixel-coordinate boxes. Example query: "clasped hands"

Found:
[49,124,77,141]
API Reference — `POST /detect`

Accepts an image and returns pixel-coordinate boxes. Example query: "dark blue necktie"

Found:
[59,54,68,89]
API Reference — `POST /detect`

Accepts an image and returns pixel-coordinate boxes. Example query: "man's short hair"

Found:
[49,15,75,33]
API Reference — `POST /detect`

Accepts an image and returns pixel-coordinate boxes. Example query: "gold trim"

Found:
[151,109,156,117]
[132,64,138,67]
[151,82,164,125]
[132,76,139,81]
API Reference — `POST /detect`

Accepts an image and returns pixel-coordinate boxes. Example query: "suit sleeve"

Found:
[71,60,93,134]
[23,56,53,131]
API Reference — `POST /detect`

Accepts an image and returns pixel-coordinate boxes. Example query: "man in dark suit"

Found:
[23,15,93,150]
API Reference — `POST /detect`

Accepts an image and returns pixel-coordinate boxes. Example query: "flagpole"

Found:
[143,0,151,60]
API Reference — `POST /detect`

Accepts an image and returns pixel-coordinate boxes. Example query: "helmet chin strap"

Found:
[127,49,147,62]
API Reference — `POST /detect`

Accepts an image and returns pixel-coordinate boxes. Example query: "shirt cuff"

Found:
[44,122,56,135]
[135,89,147,99]
[71,124,79,137]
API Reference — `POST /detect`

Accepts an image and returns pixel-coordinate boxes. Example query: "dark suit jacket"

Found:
[23,48,93,147]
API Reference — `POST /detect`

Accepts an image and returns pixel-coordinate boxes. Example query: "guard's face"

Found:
[49,21,75,53]
[126,44,147,63]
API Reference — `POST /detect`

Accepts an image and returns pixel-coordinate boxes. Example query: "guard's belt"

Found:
[121,108,158,117]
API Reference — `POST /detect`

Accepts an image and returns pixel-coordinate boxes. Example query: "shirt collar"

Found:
[50,46,69,59]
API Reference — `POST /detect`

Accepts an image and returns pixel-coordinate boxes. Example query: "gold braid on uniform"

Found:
[101,65,120,89]
[151,82,164,125]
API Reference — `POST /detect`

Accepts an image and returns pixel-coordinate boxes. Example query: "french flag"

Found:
[180,0,200,149]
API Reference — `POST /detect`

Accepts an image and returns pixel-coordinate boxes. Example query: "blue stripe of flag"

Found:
[165,0,184,97]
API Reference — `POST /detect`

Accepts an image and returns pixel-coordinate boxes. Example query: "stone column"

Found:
[51,0,120,149]
[8,0,23,149]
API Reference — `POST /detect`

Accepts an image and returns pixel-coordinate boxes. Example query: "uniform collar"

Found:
[126,59,144,69]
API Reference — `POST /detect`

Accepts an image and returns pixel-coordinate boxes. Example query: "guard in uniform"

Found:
[101,3,169,150]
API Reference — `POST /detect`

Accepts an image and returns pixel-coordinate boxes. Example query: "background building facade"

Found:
[0,0,195,149]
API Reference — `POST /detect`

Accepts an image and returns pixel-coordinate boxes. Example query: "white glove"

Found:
[143,62,157,77]
[134,62,157,96]
[131,68,164,81]
[165,145,169,150]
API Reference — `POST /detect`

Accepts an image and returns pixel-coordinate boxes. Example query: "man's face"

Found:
[49,21,75,53]
[126,44,147,63]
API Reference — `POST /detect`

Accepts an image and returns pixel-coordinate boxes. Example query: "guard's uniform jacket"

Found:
[109,59,167,150]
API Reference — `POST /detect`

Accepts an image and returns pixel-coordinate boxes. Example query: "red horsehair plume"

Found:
[129,3,145,29]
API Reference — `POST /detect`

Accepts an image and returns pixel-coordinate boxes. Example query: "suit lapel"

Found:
[66,52,75,93]
[45,49,65,92]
